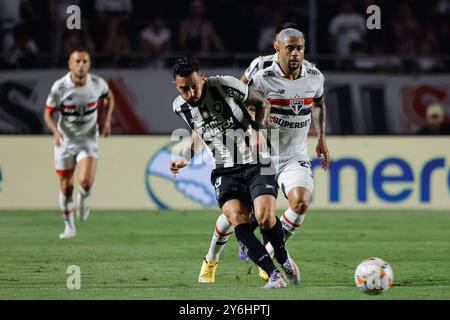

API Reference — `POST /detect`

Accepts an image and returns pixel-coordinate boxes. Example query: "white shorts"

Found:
[54,137,98,175]
[276,159,314,198]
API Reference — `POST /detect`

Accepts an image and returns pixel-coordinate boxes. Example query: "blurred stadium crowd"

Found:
[1,0,450,72]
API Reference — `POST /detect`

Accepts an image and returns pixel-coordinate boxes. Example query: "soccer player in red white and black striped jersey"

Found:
[43,50,115,239]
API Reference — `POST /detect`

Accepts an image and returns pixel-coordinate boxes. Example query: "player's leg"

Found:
[58,172,76,239]
[250,167,300,285]
[222,198,285,288]
[205,213,234,262]
[75,156,97,221]
[54,142,77,239]
[265,161,314,256]
[199,213,234,283]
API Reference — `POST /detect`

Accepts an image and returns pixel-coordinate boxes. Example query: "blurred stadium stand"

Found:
[1,0,450,135]
[1,0,449,71]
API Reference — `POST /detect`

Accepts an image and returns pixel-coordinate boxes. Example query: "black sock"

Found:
[234,223,277,276]
[249,212,259,232]
[260,217,289,266]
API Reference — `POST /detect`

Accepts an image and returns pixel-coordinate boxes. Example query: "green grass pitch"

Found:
[1,209,449,300]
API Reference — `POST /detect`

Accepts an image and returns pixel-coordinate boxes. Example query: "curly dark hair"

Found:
[172,56,200,79]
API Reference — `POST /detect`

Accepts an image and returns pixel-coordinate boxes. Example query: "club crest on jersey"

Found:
[76,104,86,115]
[211,102,223,114]
[290,98,304,115]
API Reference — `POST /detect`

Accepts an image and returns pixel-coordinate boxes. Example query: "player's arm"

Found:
[44,107,63,147]
[312,96,330,170]
[101,89,115,137]
[170,130,202,178]
[246,87,271,153]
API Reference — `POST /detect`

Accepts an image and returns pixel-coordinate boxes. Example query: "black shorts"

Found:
[211,163,278,209]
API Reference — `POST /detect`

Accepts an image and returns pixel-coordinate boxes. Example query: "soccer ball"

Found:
[354,257,394,295]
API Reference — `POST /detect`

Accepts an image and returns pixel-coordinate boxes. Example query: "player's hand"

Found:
[53,131,63,147]
[170,157,189,178]
[102,122,111,138]
[315,138,330,171]
[250,129,268,154]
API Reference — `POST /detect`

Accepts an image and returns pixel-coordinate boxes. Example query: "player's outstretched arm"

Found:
[101,89,115,137]
[43,107,63,147]
[170,130,202,178]
[312,96,330,170]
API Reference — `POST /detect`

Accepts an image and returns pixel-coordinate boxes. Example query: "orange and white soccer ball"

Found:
[354,257,394,295]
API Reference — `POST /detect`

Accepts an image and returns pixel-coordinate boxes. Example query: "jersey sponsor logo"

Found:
[305,67,319,75]
[203,117,234,134]
[271,116,310,129]
[263,71,276,78]
[276,89,285,94]
[225,88,245,101]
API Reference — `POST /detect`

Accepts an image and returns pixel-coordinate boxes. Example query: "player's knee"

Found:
[79,178,93,191]
[291,198,310,215]
[62,185,74,197]
[223,209,247,226]
[257,211,276,229]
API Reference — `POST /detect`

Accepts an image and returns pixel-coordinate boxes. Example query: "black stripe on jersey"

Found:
[60,108,97,117]
[263,61,272,69]
[180,103,195,129]
[208,87,249,132]
[270,105,312,116]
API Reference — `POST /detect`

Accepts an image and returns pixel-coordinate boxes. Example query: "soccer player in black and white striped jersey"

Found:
[170,56,299,288]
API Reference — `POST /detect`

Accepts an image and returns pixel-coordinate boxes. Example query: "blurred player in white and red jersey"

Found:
[198,27,330,283]
[240,22,299,84]
[44,49,115,239]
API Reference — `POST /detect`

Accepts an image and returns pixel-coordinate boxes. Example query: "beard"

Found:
[288,60,300,71]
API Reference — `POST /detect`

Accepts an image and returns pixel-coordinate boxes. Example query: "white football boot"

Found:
[59,215,76,239]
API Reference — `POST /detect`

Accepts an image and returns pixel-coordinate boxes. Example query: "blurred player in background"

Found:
[240,22,299,84]
[44,49,115,239]
[199,27,330,284]
[170,56,299,288]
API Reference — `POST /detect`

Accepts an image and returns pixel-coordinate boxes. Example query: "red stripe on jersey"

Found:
[215,225,233,237]
[268,98,314,106]
[45,104,56,111]
[62,101,97,109]
[282,213,301,228]
[56,168,75,176]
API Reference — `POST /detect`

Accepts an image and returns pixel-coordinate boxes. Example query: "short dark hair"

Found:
[276,22,299,34]
[173,56,200,79]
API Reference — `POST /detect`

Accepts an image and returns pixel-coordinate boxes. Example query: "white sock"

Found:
[77,185,91,209]
[59,192,75,230]
[205,213,234,261]
[265,207,305,257]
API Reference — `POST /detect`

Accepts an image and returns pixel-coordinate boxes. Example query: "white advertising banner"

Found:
[1,136,449,210]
